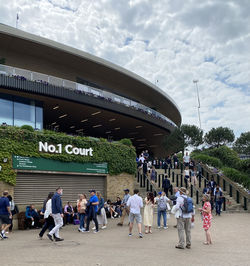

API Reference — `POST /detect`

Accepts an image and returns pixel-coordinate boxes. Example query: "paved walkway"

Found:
[0,213,249,266]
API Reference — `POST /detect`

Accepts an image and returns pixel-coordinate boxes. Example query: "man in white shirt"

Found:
[183,152,190,167]
[126,189,143,238]
[175,187,195,249]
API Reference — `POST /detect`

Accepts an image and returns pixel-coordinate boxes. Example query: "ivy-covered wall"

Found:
[0,126,137,185]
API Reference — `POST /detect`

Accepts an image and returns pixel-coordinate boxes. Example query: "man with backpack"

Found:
[175,187,195,249]
[155,192,170,229]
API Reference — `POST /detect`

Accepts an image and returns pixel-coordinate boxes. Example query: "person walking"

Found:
[84,190,99,233]
[162,175,171,197]
[47,187,64,242]
[39,192,55,239]
[172,187,180,228]
[0,191,12,239]
[127,189,143,238]
[155,192,170,229]
[117,189,130,226]
[175,187,195,249]
[199,194,212,245]
[214,187,223,216]
[96,191,107,230]
[77,194,87,232]
[144,192,154,234]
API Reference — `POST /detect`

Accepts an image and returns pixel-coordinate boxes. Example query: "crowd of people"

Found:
[136,150,180,171]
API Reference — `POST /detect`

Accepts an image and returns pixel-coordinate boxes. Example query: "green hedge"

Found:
[191,153,223,169]
[238,159,250,175]
[206,146,239,169]
[0,126,137,185]
[222,167,250,189]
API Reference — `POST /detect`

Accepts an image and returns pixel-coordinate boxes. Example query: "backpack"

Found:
[158,197,167,211]
[181,196,193,214]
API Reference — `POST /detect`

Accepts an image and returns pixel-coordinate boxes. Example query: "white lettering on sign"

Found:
[39,142,93,156]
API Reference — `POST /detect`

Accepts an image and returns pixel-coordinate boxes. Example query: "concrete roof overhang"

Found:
[0,24,181,126]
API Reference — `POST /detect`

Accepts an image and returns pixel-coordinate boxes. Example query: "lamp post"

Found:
[193,80,201,129]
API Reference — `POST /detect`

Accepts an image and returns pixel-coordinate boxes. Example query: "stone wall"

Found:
[0,181,14,196]
[106,173,134,201]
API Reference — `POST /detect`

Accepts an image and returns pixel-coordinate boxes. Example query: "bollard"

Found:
[196,190,199,205]
[181,174,183,187]
[143,174,146,187]
[191,184,193,198]
[150,184,152,192]
[172,171,175,183]
[223,197,226,211]
[137,171,140,183]
[168,168,170,177]
[199,175,201,188]
[181,163,183,173]
[204,178,207,188]
[229,185,232,197]
[217,174,220,186]
[140,174,142,187]
[236,190,240,203]
[146,179,149,191]
[162,174,164,188]
[176,174,179,187]
[244,197,247,210]
[223,179,226,191]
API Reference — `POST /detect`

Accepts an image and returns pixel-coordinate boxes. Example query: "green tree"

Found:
[164,124,203,154]
[163,127,185,154]
[205,127,235,148]
[181,124,203,148]
[233,131,250,155]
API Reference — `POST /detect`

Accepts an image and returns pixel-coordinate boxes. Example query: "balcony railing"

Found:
[0,64,177,128]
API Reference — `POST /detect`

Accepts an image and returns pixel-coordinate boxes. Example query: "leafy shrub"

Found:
[191,154,223,168]
[21,125,34,132]
[206,146,239,169]
[238,159,250,175]
[119,138,132,146]
[222,167,250,189]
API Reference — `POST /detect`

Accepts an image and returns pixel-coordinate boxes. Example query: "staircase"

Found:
[135,166,248,213]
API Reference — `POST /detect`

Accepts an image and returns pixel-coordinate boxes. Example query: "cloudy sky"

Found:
[1,0,250,137]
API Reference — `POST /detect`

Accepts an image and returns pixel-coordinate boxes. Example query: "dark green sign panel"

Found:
[12,155,108,174]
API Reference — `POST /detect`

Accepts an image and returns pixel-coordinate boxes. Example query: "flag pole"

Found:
[16,13,19,29]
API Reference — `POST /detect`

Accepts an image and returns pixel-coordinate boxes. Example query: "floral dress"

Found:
[202,201,212,230]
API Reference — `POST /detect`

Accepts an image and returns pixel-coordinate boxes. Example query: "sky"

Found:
[0,0,250,138]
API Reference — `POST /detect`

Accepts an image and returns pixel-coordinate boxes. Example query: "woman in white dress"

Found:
[144,192,155,234]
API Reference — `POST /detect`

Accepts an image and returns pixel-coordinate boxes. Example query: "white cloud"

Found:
[0,0,249,137]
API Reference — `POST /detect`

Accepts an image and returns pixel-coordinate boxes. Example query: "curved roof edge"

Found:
[0,23,181,123]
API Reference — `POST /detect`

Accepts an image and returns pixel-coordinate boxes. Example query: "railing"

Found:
[200,163,249,211]
[0,64,177,128]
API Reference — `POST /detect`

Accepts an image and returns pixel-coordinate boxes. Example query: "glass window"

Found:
[14,100,35,128]
[0,97,13,126]
[35,106,43,130]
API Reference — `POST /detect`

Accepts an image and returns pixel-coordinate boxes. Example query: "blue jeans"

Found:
[79,213,85,229]
[216,201,222,215]
[157,210,167,227]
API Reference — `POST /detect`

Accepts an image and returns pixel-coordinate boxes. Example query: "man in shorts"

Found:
[126,189,143,238]
[0,191,12,239]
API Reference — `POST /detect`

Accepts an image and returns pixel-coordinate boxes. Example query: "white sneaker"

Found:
[164,227,168,229]
[111,216,114,219]
[92,226,96,230]
[158,226,161,229]
[101,226,107,229]
[114,212,118,217]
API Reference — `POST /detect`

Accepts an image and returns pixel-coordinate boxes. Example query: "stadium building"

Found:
[0,24,181,205]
